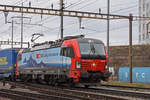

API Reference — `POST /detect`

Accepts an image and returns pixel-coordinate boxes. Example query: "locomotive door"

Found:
[63,49,70,72]
[61,47,68,73]
[61,47,73,73]
[64,57,69,71]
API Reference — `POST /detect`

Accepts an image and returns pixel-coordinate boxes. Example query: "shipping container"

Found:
[0,48,19,78]
[118,67,150,83]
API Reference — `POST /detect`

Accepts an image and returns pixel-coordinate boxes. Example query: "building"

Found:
[109,45,150,79]
[139,0,150,44]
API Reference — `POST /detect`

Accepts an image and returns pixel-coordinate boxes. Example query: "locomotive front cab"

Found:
[75,38,111,84]
[61,37,111,86]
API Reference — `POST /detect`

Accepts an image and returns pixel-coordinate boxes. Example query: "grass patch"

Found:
[101,81,150,88]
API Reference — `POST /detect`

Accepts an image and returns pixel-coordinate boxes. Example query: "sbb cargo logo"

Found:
[36,54,41,59]
[0,57,8,65]
[36,53,58,59]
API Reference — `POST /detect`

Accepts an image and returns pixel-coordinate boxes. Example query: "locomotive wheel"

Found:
[68,78,75,87]
[54,82,59,86]
[84,85,89,88]
[46,81,50,85]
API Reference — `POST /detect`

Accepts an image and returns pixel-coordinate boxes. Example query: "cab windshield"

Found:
[79,42,106,59]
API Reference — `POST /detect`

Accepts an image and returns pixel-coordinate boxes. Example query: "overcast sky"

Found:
[0,0,139,48]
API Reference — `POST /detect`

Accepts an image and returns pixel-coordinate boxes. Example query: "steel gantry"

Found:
[0,41,29,47]
[0,4,130,20]
[0,4,134,83]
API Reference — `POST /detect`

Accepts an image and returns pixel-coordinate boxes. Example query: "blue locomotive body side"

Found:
[0,49,18,77]
[118,67,150,83]
[18,47,71,70]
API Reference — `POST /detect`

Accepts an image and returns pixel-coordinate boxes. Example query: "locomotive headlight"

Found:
[105,62,108,69]
[76,61,81,69]
[105,65,108,69]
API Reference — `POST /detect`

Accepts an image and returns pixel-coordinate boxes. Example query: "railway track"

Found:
[65,84,150,100]
[100,84,150,91]
[0,88,75,100]
[55,85,150,100]
[88,87,150,100]
[23,82,150,100]
[1,81,150,100]
[5,81,128,100]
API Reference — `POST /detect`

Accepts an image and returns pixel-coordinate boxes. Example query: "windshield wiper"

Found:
[88,43,95,56]
[91,44,95,54]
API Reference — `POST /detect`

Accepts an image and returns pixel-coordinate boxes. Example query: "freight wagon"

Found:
[0,48,19,78]
[118,67,150,83]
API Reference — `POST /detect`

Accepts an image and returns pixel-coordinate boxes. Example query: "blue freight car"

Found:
[118,67,150,83]
[0,48,19,78]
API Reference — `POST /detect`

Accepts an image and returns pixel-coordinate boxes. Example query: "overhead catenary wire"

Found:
[0,0,141,45]
[65,0,89,9]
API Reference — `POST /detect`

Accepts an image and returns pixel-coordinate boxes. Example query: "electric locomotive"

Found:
[16,35,111,86]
